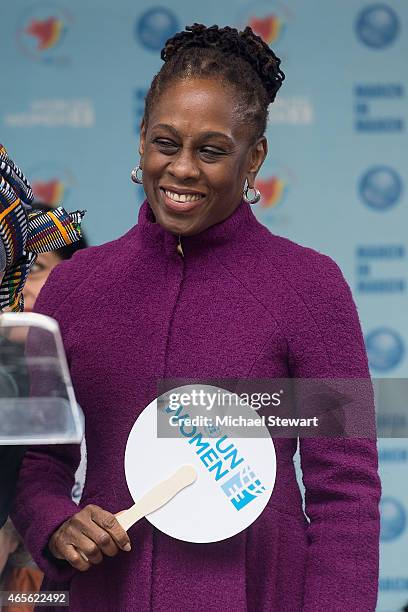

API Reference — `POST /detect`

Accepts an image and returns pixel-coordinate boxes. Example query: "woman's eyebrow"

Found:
[199,131,234,144]
[152,123,180,137]
[151,124,233,143]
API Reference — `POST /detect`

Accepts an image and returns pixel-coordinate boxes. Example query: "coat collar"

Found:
[137,198,257,257]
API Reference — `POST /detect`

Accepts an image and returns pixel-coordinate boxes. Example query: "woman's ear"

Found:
[247,137,268,187]
[139,119,146,157]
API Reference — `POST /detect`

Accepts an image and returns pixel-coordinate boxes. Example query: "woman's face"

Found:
[139,78,267,236]
[23,251,62,312]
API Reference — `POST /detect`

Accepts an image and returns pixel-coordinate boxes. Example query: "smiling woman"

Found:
[139,79,267,236]
[137,23,283,236]
[10,23,380,612]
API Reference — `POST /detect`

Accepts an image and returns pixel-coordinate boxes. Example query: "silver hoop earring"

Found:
[131,166,143,184]
[243,181,261,205]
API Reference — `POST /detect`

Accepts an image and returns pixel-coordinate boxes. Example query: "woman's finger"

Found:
[89,506,131,552]
[78,520,120,558]
[63,543,91,572]
[67,530,104,565]
[47,504,132,571]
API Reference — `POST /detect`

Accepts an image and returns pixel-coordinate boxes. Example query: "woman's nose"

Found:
[22,280,36,308]
[168,149,200,181]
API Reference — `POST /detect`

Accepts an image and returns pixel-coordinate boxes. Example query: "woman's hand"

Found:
[48,504,132,572]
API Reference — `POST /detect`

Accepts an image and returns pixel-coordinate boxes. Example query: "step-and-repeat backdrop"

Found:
[1,1,407,610]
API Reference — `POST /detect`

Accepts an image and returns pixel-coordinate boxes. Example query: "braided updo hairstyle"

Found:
[144,23,285,141]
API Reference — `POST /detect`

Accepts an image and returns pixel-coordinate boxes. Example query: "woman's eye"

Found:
[200,147,226,159]
[30,263,45,274]
[153,139,178,153]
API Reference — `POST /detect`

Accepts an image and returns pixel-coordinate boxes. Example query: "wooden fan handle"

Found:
[116,465,197,532]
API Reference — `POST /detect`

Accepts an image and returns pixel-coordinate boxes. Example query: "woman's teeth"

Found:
[164,190,202,203]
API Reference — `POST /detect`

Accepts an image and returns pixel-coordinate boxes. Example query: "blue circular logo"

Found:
[365,328,405,371]
[135,7,179,51]
[380,497,406,541]
[359,166,402,211]
[356,4,400,49]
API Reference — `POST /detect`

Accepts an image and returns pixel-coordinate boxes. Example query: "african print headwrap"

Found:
[0,145,85,312]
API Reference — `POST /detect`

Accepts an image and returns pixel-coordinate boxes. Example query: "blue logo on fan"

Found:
[135,7,179,51]
[356,4,400,49]
[365,328,404,371]
[380,497,406,541]
[359,166,402,211]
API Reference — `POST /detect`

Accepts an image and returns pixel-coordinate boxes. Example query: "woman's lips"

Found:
[160,188,205,213]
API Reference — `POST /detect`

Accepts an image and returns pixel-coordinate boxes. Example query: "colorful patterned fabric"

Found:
[0,176,29,271]
[0,144,33,274]
[0,144,34,208]
[0,145,85,312]
[26,208,85,254]
[0,252,37,312]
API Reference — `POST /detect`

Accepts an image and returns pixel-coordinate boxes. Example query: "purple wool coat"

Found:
[11,200,381,611]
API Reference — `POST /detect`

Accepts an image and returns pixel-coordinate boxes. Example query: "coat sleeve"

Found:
[10,257,85,582]
[289,256,381,611]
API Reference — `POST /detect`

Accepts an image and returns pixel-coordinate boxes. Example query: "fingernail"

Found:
[124,543,131,551]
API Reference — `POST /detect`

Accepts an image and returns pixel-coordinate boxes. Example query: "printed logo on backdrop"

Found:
[356,244,406,294]
[236,3,316,128]
[379,577,408,592]
[253,162,295,229]
[379,447,408,463]
[4,99,95,129]
[268,96,314,126]
[359,166,403,211]
[355,4,400,49]
[27,163,76,208]
[365,328,405,372]
[354,83,405,133]
[135,7,180,51]
[235,0,294,47]
[16,2,74,64]
[380,497,407,541]
[257,171,288,209]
